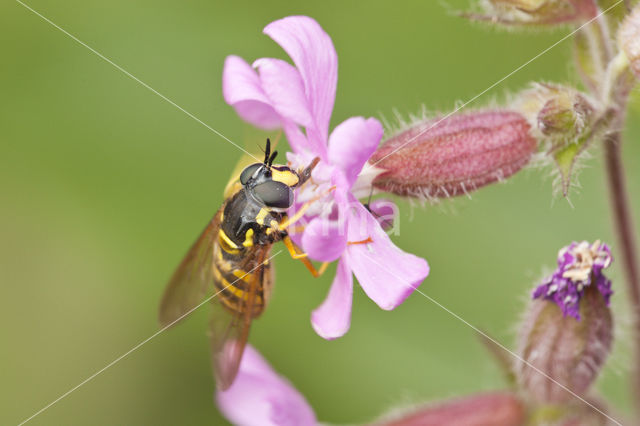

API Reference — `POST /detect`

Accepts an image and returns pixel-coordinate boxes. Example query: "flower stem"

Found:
[603,119,640,410]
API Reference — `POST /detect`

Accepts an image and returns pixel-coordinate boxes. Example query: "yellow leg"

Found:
[278,186,336,231]
[283,235,329,278]
[286,225,307,234]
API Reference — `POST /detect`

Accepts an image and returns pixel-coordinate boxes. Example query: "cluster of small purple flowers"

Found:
[533,240,613,320]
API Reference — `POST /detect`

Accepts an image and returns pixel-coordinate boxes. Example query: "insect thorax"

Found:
[220,189,285,250]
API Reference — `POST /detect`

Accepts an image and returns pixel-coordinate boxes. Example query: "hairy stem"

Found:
[595,6,614,64]
[603,116,640,410]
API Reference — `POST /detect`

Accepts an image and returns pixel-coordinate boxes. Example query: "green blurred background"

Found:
[1,0,639,424]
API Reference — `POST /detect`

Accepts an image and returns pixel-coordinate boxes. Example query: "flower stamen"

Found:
[348,237,374,246]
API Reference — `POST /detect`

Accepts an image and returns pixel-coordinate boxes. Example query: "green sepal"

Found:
[553,136,589,197]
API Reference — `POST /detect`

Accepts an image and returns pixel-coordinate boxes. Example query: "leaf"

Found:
[553,141,582,196]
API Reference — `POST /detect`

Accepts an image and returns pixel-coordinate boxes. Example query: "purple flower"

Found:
[216,345,316,426]
[223,16,429,339]
[533,240,613,320]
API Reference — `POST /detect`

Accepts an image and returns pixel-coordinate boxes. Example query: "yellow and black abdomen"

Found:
[212,236,272,317]
[211,189,279,317]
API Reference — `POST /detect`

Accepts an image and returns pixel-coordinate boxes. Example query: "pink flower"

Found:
[216,345,316,426]
[223,16,429,339]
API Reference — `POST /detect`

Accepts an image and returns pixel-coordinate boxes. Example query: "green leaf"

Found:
[553,137,588,197]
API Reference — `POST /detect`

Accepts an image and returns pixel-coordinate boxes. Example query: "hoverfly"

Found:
[159,139,325,390]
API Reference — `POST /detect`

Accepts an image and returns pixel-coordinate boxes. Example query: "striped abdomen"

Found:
[212,228,272,317]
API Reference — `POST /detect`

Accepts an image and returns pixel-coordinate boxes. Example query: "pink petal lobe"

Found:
[254,58,313,128]
[222,55,281,129]
[282,120,311,156]
[328,117,383,186]
[311,258,353,339]
[346,200,429,310]
[301,216,347,262]
[263,16,337,143]
[368,199,398,231]
[216,345,316,426]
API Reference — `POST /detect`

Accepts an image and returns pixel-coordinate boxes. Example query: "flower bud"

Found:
[618,4,640,79]
[375,392,525,426]
[369,110,537,200]
[464,0,598,27]
[538,92,595,139]
[516,241,614,404]
[516,83,596,142]
[514,84,598,196]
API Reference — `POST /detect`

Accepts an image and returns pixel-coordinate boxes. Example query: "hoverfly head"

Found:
[240,139,300,211]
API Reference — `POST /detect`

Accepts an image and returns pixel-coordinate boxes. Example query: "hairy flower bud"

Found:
[375,392,525,426]
[516,83,597,141]
[539,93,595,139]
[464,0,598,27]
[515,83,598,196]
[369,110,537,200]
[516,241,614,403]
[618,4,640,79]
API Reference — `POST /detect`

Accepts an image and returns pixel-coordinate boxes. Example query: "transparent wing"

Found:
[209,247,270,390]
[158,208,223,327]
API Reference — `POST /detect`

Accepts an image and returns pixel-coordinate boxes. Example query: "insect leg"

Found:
[282,235,329,278]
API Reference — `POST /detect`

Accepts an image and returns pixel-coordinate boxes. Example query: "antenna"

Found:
[268,150,278,168]
[263,138,271,165]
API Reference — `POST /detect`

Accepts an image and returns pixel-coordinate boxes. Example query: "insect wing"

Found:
[209,247,270,390]
[158,209,223,327]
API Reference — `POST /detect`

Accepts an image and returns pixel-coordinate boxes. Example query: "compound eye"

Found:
[240,163,262,185]
[253,181,294,209]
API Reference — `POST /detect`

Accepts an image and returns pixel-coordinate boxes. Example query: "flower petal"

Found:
[301,215,347,262]
[311,258,353,339]
[368,199,398,231]
[346,200,429,310]
[282,120,312,157]
[263,16,337,143]
[216,345,316,426]
[254,58,313,128]
[222,55,281,129]
[328,117,384,187]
